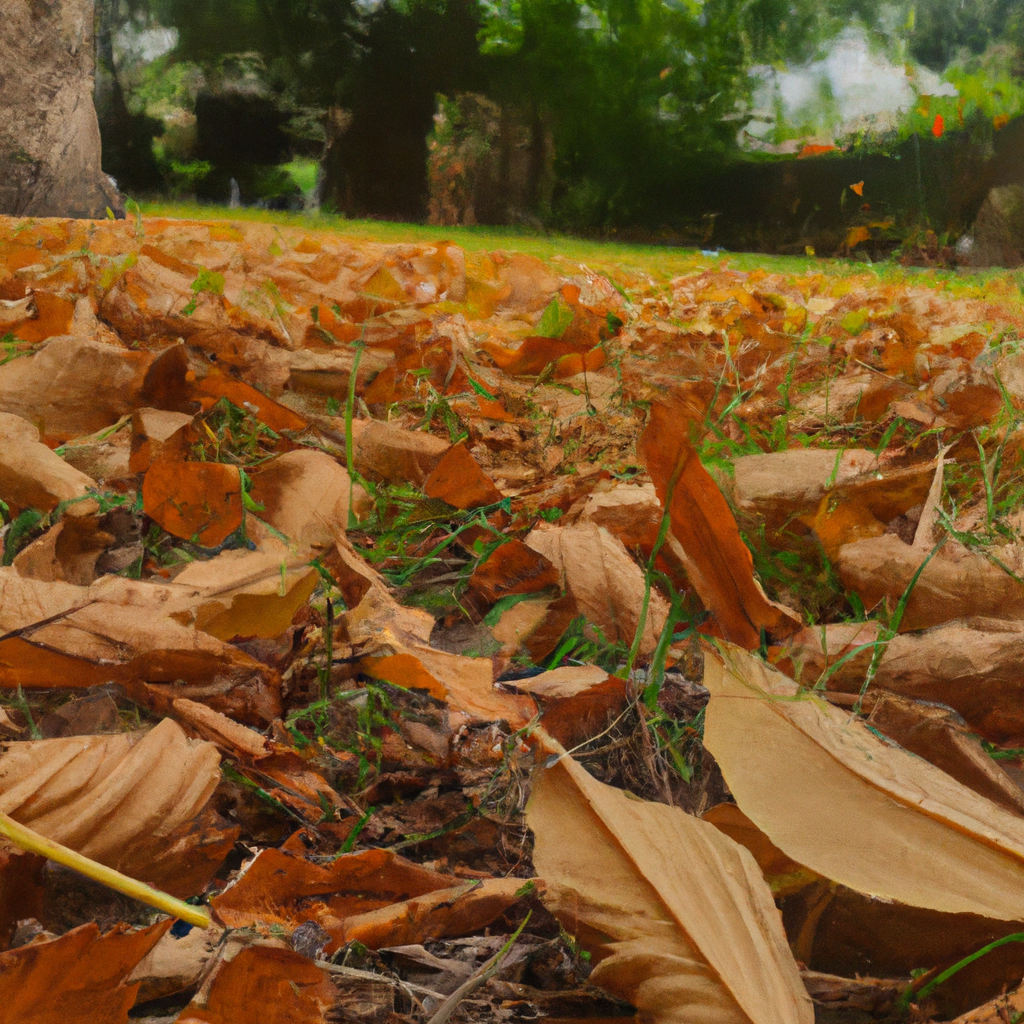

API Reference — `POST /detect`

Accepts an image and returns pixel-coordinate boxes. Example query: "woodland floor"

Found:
[3,209,1024,1022]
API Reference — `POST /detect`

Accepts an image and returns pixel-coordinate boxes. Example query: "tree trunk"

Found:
[0,0,123,218]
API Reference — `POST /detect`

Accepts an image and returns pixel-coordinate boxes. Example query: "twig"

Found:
[315,959,444,1008]
[0,810,211,928]
[424,913,531,1024]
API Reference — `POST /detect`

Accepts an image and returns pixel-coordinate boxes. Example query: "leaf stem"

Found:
[0,811,212,928]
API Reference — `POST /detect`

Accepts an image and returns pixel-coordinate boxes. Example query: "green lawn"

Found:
[136,199,1019,294]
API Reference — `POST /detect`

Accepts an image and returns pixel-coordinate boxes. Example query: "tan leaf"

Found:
[836,535,1024,631]
[248,449,366,550]
[352,418,450,487]
[528,730,812,1024]
[702,642,1024,919]
[526,522,668,656]
[0,412,96,513]
[173,545,319,641]
[0,718,235,897]
[0,336,152,442]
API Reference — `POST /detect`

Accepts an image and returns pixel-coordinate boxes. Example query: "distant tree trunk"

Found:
[0,0,123,218]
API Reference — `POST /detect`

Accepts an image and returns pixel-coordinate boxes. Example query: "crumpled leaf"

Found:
[702,642,1024,920]
[0,571,282,724]
[0,920,170,1024]
[528,729,813,1024]
[0,717,236,897]
[211,847,528,953]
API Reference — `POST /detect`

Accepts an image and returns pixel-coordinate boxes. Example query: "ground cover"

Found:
[2,208,1024,1021]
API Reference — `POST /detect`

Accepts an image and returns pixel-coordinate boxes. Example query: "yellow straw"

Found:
[0,811,212,929]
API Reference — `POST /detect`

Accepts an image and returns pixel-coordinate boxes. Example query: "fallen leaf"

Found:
[210,847,522,951]
[836,535,1024,630]
[0,920,170,1024]
[142,460,243,547]
[172,545,319,641]
[528,729,813,1024]
[0,717,236,896]
[702,641,1024,920]
[468,538,560,606]
[526,522,668,656]
[175,944,335,1024]
[639,397,800,647]
[352,419,450,487]
[248,449,366,550]
[0,336,151,442]
[0,412,97,514]
[423,442,503,509]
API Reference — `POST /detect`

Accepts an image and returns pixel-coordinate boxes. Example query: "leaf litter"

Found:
[3,213,1024,1020]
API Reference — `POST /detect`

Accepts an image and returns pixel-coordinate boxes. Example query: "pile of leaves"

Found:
[3,211,1024,1023]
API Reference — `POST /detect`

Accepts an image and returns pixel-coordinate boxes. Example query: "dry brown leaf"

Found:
[172,545,319,641]
[528,730,813,1024]
[172,698,350,825]
[0,412,97,513]
[526,522,668,656]
[352,418,450,486]
[836,534,1024,630]
[703,642,1024,919]
[359,644,536,730]
[0,586,282,725]
[732,448,933,538]
[248,449,366,550]
[467,538,561,607]
[174,945,335,1024]
[128,924,224,1004]
[129,407,195,473]
[142,460,243,548]
[0,920,170,1024]
[639,396,801,647]
[423,441,503,509]
[0,336,152,442]
[335,877,528,950]
[0,717,236,896]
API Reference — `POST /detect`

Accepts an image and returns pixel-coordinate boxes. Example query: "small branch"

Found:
[0,810,212,928]
[425,913,531,1024]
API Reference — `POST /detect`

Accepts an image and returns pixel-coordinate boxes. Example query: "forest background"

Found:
[96,0,1024,256]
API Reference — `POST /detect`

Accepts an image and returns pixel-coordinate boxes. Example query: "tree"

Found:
[0,0,122,218]
[480,0,753,227]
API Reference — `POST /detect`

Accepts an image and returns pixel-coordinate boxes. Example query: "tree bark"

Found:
[0,0,123,218]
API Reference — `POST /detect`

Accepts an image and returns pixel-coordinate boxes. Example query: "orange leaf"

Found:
[175,946,335,1024]
[142,461,243,547]
[932,113,944,137]
[211,846,456,934]
[468,538,560,604]
[849,181,864,197]
[638,396,800,648]
[845,225,871,249]
[994,113,1010,131]
[10,292,74,343]
[797,144,837,158]
[423,442,503,509]
[0,920,170,1024]
[479,335,578,376]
